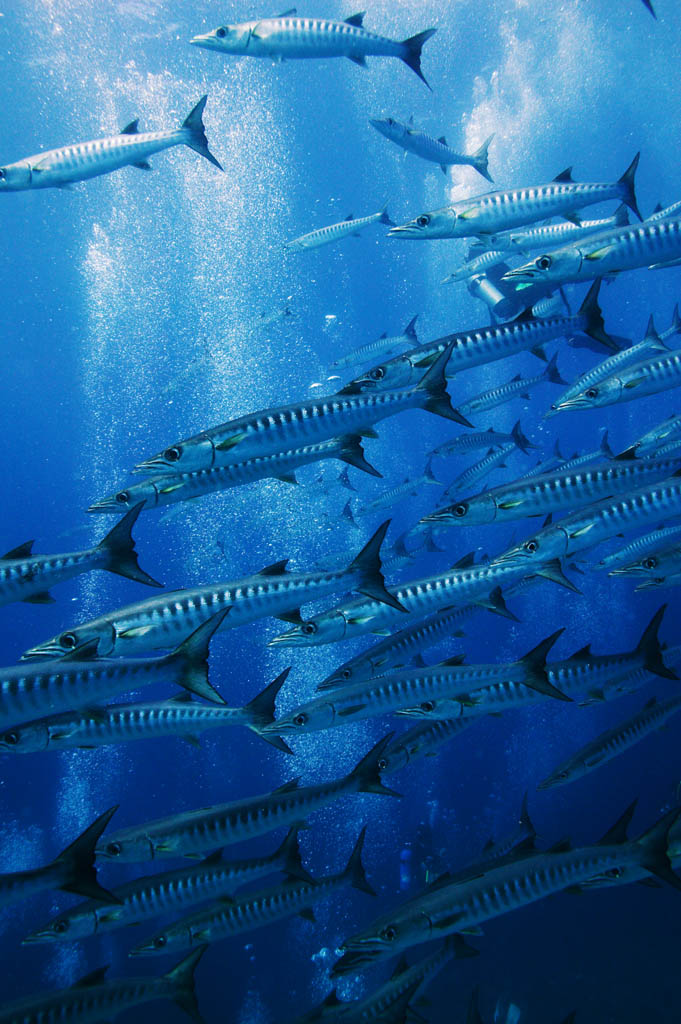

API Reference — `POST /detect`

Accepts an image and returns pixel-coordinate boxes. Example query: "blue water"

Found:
[1,0,681,1020]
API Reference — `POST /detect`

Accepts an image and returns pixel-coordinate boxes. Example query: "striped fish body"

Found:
[268,561,525,647]
[193,16,409,60]
[89,436,374,513]
[332,319,419,371]
[457,368,548,417]
[443,250,508,284]
[287,208,389,251]
[610,542,681,585]
[550,335,669,413]
[0,859,82,910]
[0,543,108,606]
[598,523,681,571]
[432,428,524,455]
[378,719,474,774]
[630,413,681,457]
[430,456,681,527]
[490,210,627,253]
[540,694,681,788]
[442,444,516,500]
[649,199,681,221]
[359,468,440,516]
[557,349,681,411]
[370,117,492,179]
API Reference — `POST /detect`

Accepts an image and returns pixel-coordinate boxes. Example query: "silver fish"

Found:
[618,408,681,459]
[0,96,221,192]
[441,250,509,285]
[331,316,419,370]
[457,354,566,419]
[551,347,681,414]
[286,205,394,252]
[370,116,493,180]
[470,204,630,255]
[357,458,441,517]
[597,523,681,572]
[430,421,535,457]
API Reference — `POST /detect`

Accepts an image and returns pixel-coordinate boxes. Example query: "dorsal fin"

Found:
[322,990,341,1008]
[200,848,223,865]
[441,654,466,667]
[277,7,297,15]
[120,120,139,135]
[644,696,658,709]
[547,838,572,854]
[71,967,109,989]
[344,213,354,222]
[570,643,592,660]
[452,551,476,570]
[438,135,448,146]
[344,12,365,26]
[272,778,301,795]
[258,559,289,576]
[597,800,637,845]
[553,167,574,183]
[1,540,34,560]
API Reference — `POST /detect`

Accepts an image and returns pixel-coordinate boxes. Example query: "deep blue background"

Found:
[1,0,680,1020]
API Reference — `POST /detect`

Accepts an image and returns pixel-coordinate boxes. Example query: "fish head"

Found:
[335,908,431,974]
[0,721,50,754]
[492,531,556,569]
[422,493,497,526]
[501,248,582,286]
[23,909,93,944]
[553,377,623,413]
[389,205,459,240]
[190,23,252,53]
[268,611,348,647]
[340,353,417,393]
[96,829,156,864]
[22,619,115,660]
[368,117,406,144]
[87,484,150,514]
[536,766,573,790]
[0,161,32,191]
[129,924,193,958]
[284,238,307,253]
[134,434,215,474]
[264,699,335,735]
[317,663,364,690]
[609,551,674,583]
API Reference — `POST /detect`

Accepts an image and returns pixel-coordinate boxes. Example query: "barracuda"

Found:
[358,458,441,517]
[0,96,221,192]
[388,156,640,239]
[440,443,521,500]
[370,116,493,180]
[0,503,160,606]
[95,734,398,863]
[431,421,535,457]
[332,806,681,973]
[130,828,374,957]
[24,827,310,945]
[190,13,436,89]
[609,541,681,589]
[376,718,476,775]
[339,280,613,395]
[424,455,681,528]
[442,250,509,284]
[0,806,117,909]
[0,668,292,756]
[21,521,402,660]
[552,347,681,413]
[331,316,419,370]
[470,204,630,255]
[458,356,566,419]
[134,343,467,476]
[619,409,681,458]
[1,612,228,730]
[502,214,681,287]
[492,472,681,570]
[88,435,380,514]
[0,948,206,1024]
[597,523,681,572]
[286,205,394,252]
[266,632,568,736]
[539,694,681,790]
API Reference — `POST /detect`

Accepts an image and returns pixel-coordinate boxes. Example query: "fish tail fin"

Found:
[338,435,383,478]
[518,628,572,701]
[165,947,208,1024]
[618,151,641,220]
[577,279,619,351]
[181,95,223,171]
[636,604,677,679]
[641,0,657,16]
[404,314,419,342]
[510,420,537,453]
[472,133,494,182]
[613,202,630,227]
[171,609,230,703]
[342,826,377,895]
[415,343,473,426]
[276,825,315,883]
[400,28,437,90]
[423,455,441,485]
[243,668,294,753]
[379,202,396,227]
[348,733,402,798]
[96,503,163,588]
[349,520,406,612]
[542,353,567,386]
[634,807,681,890]
[600,429,615,459]
[53,805,120,903]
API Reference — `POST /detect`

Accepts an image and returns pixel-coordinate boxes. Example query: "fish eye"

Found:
[59,632,78,650]
[0,169,6,181]
[153,935,167,948]
[524,540,538,554]
[216,26,227,38]
[2,732,19,746]
[536,255,552,270]
[416,215,431,228]
[163,446,181,462]
[454,503,468,517]
[377,756,389,770]
[293,713,308,727]
[643,557,658,569]
[106,841,122,857]
[421,701,435,712]
[382,925,398,941]
[115,491,130,504]
[54,920,69,934]
[341,669,352,680]
[302,622,317,636]
[605,867,622,879]
[370,367,385,381]
[585,388,599,399]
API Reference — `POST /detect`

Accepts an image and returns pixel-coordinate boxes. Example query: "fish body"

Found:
[95,735,396,863]
[0,96,221,192]
[597,523,681,572]
[25,828,309,945]
[441,444,517,500]
[623,410,681,458]
[425,456,681,528]
[88,436,380,513]
[331,316,419,370]
[388,157,640,239]
[21,522,401,660]
[609,541,681,587]
[539,695,681,789]
[135,344,465,476]
[0,505,160,606]
[370,117,493,181]
[377,718,475,775]
[472,205,629,254]
[553,349,681,413]
[358,459,441,517]
[191,14,437,88]
[458,354,566,418]
[286,206,393,252]
[442,250,508,284]
[431,421,534,457]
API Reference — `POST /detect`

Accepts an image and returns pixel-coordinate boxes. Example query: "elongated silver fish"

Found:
[388,157,640,239]
[376,718,476,775]
[597,523,681,572]
[191,12,437,89]
[24,827,310,945]
[442,250,509,285]
[0,948,206,1024]
[339,280,614,395]
[0,504,160,606]
[88,435,380,514]
[0,806,117,909]
[609,540,681,588]
[130,828,374,957]
[22,521,402,660]
[0,96,221,192]
[358,458,441,517]
[470,204,630,255]
[266,632,568,737]
[425,455,681,528]
[430,421,535,457]
[286,205,394,252]
[95,734,397,863]
[618,408,681,459]
[331,316,419,370]
[0,668,291,755]
[332,806,680,974]
[552,347,681,413]
[539,694,681,790]
[440,444,520,500]
[135,343,467,476]
[370,116,493,181]
[458,354,566,419]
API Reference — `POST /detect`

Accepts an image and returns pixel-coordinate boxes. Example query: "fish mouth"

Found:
[420,509,454,524]
[491,548,533,568]
[501,266,541,282]
[133,456,168,474]
[331,943,385,976]
[87,497,121,513]
[21,931,54,945]
[267,627,310,648]
[190,33,222,50]
[634,577,668,590]
[536,777,558,790]
[393,706,425,717]
[20,642,67,661]
[387,224,422,238]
